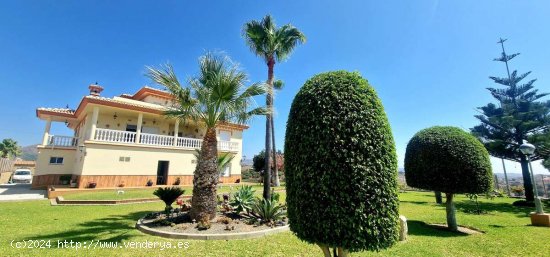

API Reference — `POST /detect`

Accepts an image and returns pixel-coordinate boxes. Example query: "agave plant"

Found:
[153,187,185,214]
[229,185,256,214]
[245,198,286,226]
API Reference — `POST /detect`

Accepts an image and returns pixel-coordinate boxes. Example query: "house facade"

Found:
[32,84,246,189]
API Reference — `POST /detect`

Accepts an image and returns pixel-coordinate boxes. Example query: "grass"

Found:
[63,184,284,200]
[1,190,549,256]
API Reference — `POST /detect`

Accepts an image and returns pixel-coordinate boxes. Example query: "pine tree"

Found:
[471,38,550,202]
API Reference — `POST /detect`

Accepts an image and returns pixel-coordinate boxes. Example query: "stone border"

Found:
[136,218,290,240]
[52,196,167,206]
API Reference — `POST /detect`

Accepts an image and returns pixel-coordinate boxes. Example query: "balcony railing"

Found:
[95,129,136,144]
[47,135,78,147]
[176,137,202,149]
[140,133,174,146]
[92,128,239,152]
[218,140,239,152]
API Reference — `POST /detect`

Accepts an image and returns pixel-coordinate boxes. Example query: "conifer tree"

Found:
[471,38,550,201]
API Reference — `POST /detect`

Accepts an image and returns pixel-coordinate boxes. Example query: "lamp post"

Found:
[519,141,544,214]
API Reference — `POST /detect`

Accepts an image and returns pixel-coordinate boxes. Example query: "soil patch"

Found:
[429,223,484,235]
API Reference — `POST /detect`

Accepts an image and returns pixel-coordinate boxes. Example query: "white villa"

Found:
[32,84,246,189]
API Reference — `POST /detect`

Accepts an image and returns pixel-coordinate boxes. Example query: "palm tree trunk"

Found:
[263,58,275,200]
[190,128,218,221]
[445,193,458,231]
[271,115,280,186]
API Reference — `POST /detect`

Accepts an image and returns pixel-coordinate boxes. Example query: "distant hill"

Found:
[494,173,524,179]
[20,145,38,161]
[241,158,253,166]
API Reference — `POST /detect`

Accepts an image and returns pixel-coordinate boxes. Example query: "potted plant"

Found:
[146,179,153,187]
[69,179,77,188]
[174,177,181,185]
[59,175,72,185]
[88,182,97,188]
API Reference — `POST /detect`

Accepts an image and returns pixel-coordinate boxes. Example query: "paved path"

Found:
[0,184,46,201]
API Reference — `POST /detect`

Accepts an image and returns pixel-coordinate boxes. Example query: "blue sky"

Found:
[0,1,549,174]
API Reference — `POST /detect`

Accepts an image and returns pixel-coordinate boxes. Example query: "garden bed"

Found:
[136,212,289,240]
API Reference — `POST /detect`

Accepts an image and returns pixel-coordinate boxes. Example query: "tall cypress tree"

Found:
[471,38,550,202]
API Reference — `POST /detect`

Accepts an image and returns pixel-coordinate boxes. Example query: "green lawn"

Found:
[1,191,549,256]
[62,184,284,200]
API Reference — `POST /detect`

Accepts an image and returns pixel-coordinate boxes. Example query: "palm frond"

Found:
[243,15,306,64]
[147,52,265,132]
[274,24,306,62]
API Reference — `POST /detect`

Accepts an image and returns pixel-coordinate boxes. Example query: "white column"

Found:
[173,119,180,146]
[89,106,99,140]
[136,113,143,143]
[42,118,52,145]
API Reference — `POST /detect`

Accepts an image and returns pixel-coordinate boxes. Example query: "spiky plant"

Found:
[245,198,286,225]
[153,187,185,214]
[229,185,256,214]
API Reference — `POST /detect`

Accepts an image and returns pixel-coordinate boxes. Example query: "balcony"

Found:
[93,128,239,152]
[46,135,78,148]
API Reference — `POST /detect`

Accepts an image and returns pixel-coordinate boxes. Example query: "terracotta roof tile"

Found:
[36,108,75,115]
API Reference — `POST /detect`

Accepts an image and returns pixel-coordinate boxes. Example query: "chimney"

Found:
[89,83,104,96]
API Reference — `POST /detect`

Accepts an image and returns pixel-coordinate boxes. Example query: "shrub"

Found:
[510,185,525,196]
[229,185,256,214]
[285,71,400,253]
[404,126,492,231]
[241,169,260,181]
[195,216,211,230]
[153,187,185,214]
[217,216,233,225]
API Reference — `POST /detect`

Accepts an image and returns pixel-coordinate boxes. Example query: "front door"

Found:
[156,161,169,185]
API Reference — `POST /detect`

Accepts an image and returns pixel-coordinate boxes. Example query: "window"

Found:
[14,170,31,175]
[222,165,231,177]
[119,156,131,162]
[142,126,159,134]
[49,157,64,164]
[219,130,231,141]
[126,124,137,132]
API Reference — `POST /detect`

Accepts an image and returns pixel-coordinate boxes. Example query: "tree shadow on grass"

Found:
[455,201,531,218]
[400,200,434,205]
[407,220,470,237]
[25,211,150,243]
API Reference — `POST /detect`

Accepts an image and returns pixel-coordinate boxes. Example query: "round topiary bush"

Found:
[285,71,399,254]
[404,126,492,231]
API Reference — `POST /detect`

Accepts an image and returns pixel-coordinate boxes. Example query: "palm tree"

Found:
[243,15,306,197]
[0,139,21,159]
[147,53,266,221]
[193,150,235,177]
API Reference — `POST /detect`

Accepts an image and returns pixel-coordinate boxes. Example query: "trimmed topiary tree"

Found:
[285,71,399,256]
[405,126,493,231]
